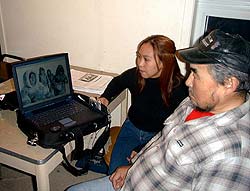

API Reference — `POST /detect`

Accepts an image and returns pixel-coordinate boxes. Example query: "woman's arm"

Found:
[100,67,137,104]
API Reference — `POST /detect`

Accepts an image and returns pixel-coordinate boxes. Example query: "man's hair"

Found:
[208,63,250,93]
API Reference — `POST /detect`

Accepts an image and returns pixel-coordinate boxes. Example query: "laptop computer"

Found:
[12,53,107,138]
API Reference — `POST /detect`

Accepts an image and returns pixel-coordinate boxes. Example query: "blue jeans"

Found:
[108,119,156,174]
[67,176,116,191]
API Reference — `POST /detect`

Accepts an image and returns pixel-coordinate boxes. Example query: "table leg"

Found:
[35,165,50,191]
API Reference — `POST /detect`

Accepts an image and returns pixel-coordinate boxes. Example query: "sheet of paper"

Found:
[70,69,113,95]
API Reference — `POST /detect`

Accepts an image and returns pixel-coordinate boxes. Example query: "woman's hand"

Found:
[98,97,109,106]
[109,165,131,190]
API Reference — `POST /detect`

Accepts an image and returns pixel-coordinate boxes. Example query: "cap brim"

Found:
[177,47,217,64]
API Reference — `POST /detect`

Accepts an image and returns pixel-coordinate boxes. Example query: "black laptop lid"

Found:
[12,53,73,114]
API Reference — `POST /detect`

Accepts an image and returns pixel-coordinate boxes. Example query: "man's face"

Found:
[185,64,225,113]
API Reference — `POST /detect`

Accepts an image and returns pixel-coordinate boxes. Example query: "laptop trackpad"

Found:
[59,117,76,127]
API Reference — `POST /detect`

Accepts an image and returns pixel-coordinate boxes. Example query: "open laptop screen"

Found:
[12,53,73,113]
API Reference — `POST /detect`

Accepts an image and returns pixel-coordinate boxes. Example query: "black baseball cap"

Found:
[177,29,250,74]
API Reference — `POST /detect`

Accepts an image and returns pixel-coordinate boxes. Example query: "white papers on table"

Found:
[70,69,113,95]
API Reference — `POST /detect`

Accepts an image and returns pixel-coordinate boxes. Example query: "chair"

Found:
[0,45,25,82]
[104,126,121,166]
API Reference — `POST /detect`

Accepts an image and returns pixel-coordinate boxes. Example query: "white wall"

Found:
[0,0,195,74]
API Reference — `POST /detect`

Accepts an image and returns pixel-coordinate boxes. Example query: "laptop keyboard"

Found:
[31,100,86,126]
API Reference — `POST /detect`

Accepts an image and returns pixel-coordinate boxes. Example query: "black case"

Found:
[16,93,111,176]
[16,93,111,149]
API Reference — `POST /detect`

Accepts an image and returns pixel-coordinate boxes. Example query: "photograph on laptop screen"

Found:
[14,55,71,109]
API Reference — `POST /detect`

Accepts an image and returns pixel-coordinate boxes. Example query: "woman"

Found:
[99,35,188,174]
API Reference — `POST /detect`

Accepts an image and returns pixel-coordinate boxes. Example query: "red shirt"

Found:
[185,109,214,122]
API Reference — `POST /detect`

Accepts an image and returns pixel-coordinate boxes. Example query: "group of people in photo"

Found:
[21,64,68,105]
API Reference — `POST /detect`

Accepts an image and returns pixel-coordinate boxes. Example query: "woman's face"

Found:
[136,42,163,78]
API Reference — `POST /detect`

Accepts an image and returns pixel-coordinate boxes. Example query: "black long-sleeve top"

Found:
[101,67,188,133]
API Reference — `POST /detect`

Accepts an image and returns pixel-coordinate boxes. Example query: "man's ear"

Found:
[224,77,239,92]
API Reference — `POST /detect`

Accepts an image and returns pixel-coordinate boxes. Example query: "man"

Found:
[67,29,250,191]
